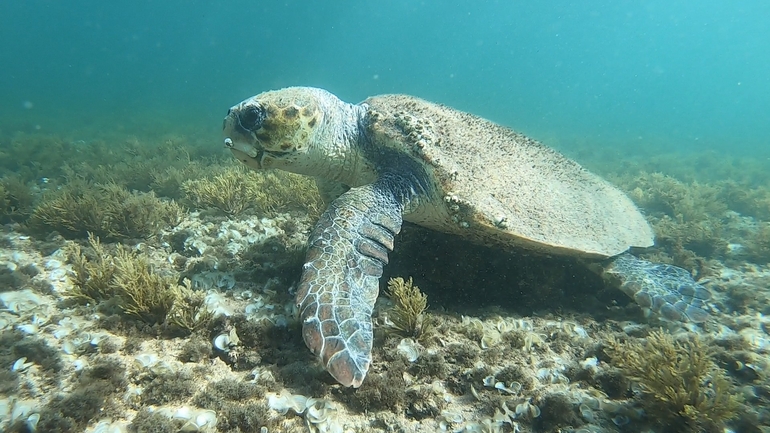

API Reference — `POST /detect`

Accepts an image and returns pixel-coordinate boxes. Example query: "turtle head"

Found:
[223,87,350,174]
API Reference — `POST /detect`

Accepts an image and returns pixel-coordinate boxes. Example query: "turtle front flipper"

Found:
[296,183,403,388]
[601,253,712,323]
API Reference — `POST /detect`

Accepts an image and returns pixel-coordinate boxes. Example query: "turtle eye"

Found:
[237,105,266,132]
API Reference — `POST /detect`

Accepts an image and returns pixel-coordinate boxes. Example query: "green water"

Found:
[1,1,768,157]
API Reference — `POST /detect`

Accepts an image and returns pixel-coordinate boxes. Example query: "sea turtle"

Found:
[222,87,712,388]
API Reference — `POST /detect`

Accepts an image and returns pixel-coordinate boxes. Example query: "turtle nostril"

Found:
[237,105,266,132]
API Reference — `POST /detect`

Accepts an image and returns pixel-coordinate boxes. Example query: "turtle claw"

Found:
[604,254,712,323]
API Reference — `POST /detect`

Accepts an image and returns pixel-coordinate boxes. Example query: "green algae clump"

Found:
[744,222,770,264]
[167,279,214,333]
[110,247,180,325]
[68,235,210,329]
[622,172,727,261]
[68,235,119,305]
[182,164,322,217]
[607,330,741,432]
[28,180,184,240]
[384,277,434,342]
[0,175,35,224]
[192,379,274,432]
[182,165,258,216]
[610,167,770,265]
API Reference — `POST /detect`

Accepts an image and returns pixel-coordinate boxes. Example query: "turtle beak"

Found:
[224,137,258,158]
[224,137,265,170]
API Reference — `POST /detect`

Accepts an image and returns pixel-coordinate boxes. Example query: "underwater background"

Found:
[2,0,769,154]
[1,1,770,433]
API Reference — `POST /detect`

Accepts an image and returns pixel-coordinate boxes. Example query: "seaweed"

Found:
[0,369,19,394]
[406,385,446,419]
[618,172,728,263]
[744,222,770,264]
[27,179,184,240]
[623,172,727,221]
[141,370,195,405]
[444,342,480,369]
[192,378,266,410]
[51,134,216,195]
[0,263,31,293]
[68,234,206,327]
[409,351,450,380]
[129,408,177,433]
[192,379,273,432]
[592,368,630,399]
[495,364,535,391]
[383,277,435,342]
[238,236,306,286]
[335,369,407,413]
[216,403,274,432]
[182,163,322,217]
[178,335,213,363]
[81,356,127,392]
[0,329,63,374]
[609,165,770,266]
[0,175,35,223]
[597,148,770,191]
[149,160,211,199]
[652,215,726,261]
[35,357,126,433]
[78,158,157,194]
[534,393,584,432]
[110,247,179,325]
[67,235,119,304]
[719,180,769,220]
[606,330,741,432]
[181,165,257,216]
[0,132,88,182]
[35,389,103,432]
[167,280,214,333]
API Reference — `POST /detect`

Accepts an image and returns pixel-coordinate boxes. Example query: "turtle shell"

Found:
[362,94,653,258]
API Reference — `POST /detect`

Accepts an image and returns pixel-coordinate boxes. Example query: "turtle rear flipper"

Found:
[603,254,712,323]
[296,183,403,388]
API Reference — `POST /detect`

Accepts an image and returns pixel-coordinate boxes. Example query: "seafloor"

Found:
[0,128,769,433]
